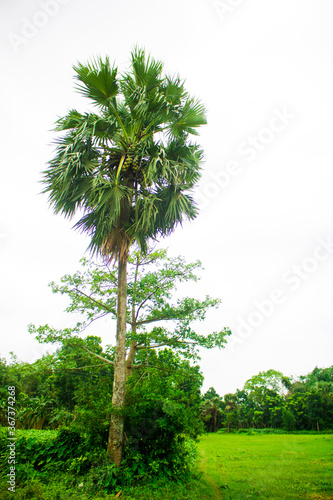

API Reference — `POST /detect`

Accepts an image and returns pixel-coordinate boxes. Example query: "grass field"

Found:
[198,433,333,500]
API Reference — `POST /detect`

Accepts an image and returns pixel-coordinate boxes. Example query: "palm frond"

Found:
[162,76,186,107]
[54,109,84,131]
[130,47,163,91]
[42,133,99,217]
[73,56,119,108]
[168,97,207,138]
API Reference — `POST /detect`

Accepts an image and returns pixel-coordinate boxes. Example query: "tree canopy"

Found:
[29,248,231,367]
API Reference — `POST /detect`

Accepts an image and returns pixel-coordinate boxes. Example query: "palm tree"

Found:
[42,48,206,466]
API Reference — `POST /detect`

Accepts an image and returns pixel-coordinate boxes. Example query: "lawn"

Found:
[198,433,333,500]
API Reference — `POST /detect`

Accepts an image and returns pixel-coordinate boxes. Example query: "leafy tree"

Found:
[123,349,204,478]
[241,370,288,428]
[263,390,284,428]
[0,354,59,429]
[233,389,249,429]
[282,406,296,431]
[305,390,324,431]
[29,249,230,462]
[42,48,207,466]
[244,369,288,395]
[224,393,238,432]
[51,336,115,442]
[0,338,115,431]
[304,366,333,387]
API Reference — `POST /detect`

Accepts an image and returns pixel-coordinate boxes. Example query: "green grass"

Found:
[198,433,333,500]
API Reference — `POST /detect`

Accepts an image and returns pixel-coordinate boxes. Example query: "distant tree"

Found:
[201,389,224,432]
[282,406,296,431]
[284,366,333,431]
[203,387,221,401]
[224,393,238,433]
[244,369,288,395]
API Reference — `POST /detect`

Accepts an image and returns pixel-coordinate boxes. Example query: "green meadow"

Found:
[120,433,333,500]
[197,433,333,500]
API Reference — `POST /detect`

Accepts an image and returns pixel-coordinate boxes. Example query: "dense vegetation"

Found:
[0,355,332,498]
[0,341,205,496]
[1,355,332,437]
[201,367,333,433]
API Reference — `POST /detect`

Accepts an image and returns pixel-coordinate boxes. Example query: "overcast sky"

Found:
[1,0,332,396]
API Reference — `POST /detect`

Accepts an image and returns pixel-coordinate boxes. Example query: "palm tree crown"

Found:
[43,48,207,262]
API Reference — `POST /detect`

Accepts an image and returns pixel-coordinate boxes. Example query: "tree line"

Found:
[201,367,333,433]
[1,354,332,438]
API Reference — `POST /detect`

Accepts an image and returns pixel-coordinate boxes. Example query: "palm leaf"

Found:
[130,47,163,91]
[74,57,119,108]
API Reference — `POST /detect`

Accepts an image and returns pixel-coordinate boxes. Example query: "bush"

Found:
[0,427,93,485]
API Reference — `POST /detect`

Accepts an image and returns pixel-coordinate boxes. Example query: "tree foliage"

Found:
[29,248,231,365]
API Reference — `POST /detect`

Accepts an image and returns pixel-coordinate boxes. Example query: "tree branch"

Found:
[131,363,199,378]
[53,363,112,371]
[135,339,198,350]
[73,287,116,315]
[70,341,114,365]
[136,314,171,326]
[80,312,109,330]
[135,276,170,321]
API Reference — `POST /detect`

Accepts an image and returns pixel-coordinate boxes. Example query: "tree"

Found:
[30,249,231,463]
[201,388,224,432]
[281,406,296,431]
[243,369,287,395]
[42,48,207,466]
[240,370,288,429]
[224,393,238,432]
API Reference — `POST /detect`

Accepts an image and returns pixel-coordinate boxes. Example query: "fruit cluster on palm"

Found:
[43,47,207,466]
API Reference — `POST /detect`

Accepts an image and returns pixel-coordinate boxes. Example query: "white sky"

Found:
[1,0,332,396]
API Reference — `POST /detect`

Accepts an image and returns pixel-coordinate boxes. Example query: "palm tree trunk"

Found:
[107,255,128,466]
